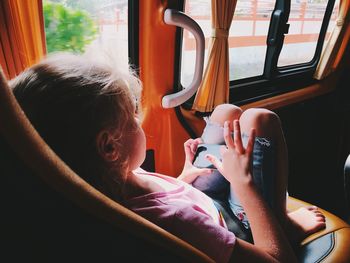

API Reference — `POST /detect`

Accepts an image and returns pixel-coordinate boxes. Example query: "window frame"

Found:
[176,0,337,106]
[128,0,139,71]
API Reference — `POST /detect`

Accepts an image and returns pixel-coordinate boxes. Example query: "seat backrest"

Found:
[0,68,213,262]
[344,154,350,222]
[0,138,180,262]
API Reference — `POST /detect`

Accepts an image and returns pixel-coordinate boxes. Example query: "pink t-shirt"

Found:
[124,169,236,263]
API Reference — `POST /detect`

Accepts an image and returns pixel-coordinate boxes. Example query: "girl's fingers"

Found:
[223,121,235,149]
[184,139,194,161]
[197,168,213,176]
[194,138,203,144]
[184,138,193,147]
[245,128,256,155]
[205,154,223,173]
[233,120,244,154]
[190,142,196,154]
[219,145,227,156]
[187,138,202,155]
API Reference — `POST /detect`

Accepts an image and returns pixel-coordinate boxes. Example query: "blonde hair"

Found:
[10,52,142,200]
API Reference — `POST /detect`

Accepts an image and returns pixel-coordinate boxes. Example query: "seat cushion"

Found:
[288,197,350,263]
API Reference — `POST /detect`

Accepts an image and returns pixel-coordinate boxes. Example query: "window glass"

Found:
[321,0,340,48]
[43,0,128,56]
[181,0,275,87]
[278,0,339,67]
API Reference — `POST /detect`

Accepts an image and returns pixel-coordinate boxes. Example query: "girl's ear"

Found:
[96,130,119,162]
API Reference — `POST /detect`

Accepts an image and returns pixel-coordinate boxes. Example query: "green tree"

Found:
[43,1,97,53]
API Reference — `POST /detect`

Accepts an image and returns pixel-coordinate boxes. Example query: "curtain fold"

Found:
[314,0,350,80]
[192,0,237,113]
[0,0,46,79]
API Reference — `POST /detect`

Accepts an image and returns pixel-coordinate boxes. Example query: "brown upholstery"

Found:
[288,197,350,262]
[0,68,213,262]
[1,67,349,262]
[288,197,350,245]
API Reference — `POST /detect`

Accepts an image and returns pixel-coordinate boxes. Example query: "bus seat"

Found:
[287,197,350,262]
[0,68,212,262]
[344,154,350,222]
[0,68,350,262]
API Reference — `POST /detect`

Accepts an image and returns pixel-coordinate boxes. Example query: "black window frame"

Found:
[128,0,139,72]
[174,0,337,107]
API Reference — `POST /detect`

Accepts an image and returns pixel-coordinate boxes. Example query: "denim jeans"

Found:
[192,118,275,229]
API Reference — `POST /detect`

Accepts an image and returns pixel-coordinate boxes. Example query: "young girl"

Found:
[10,53,326,263]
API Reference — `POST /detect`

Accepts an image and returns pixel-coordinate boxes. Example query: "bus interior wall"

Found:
[275,46,350,221]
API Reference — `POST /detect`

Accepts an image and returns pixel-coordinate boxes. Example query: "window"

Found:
[278,0,340,67]
[43,0,128,58]
[180,0,339,100]
[181,0,276,86]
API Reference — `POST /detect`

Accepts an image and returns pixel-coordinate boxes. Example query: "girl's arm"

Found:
[207,120,297,263]
[228,185,295,263]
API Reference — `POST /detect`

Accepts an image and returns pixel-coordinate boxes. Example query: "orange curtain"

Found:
[192,0,237,113]
[314,0,350,79]
[0,0,46,80]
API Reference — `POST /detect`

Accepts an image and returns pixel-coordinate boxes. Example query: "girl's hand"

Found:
[178,138,213,183]
[206,120,256,190]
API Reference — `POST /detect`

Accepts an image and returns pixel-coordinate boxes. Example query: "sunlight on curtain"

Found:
[192,0,237,113]
[314,0,350,80]
[0,0,46,79]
